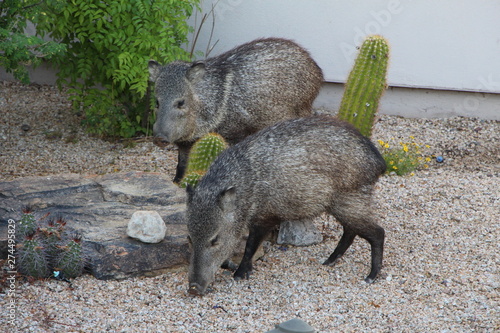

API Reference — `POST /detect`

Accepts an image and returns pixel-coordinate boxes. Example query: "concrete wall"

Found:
[187,0,500,120]
[315,83,500,120]
[2,0,499,120]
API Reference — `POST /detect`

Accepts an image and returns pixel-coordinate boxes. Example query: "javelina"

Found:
[186,115,387,296]
[148,37,323,183]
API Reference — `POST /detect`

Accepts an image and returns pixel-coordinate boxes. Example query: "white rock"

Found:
[127,211,166,243]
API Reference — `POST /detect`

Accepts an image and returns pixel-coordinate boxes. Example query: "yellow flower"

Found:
[410,172,415,176]
[389,161,394,165]
[378,139,384,146]
[403,144,408,152]
[425,157,431,162]
[425,145,431,148]
[384,143,390,149]
[392,166,398,170]
[424,164,429,168]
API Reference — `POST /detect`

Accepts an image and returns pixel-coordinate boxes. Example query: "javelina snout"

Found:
[186,115,387,295]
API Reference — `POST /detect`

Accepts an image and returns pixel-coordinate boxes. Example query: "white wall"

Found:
[186,0,500,119]
[189,0,500,94]
[2,0,499,119]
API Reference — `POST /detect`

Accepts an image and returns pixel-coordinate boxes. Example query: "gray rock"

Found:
[127,211,167,243]
[277,219,323,246]
[0,171,323,280]
[0,172,188,280]
[265,318,315,333]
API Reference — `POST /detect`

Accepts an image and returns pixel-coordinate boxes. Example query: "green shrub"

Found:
[0,0,66,84]
[35,0,199,138]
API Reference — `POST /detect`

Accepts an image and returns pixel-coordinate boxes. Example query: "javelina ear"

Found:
[148,60,161,82]
[187,62,206,83]
[219,187,236,213]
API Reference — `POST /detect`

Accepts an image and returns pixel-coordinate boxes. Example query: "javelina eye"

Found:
[155,99,159,108]
[210,235,219,247]
[175,99,185,109]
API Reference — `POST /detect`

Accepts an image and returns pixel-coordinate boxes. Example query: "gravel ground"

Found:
[1,82,499,332]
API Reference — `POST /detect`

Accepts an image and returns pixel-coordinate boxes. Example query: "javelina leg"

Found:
[328,192,385,283]
[234,225,269,281]
[342,223,384,283]
[173,142,192,183]
[322,227,356,266]
[359,226,385,283]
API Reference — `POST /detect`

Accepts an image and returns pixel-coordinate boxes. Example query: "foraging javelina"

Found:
[149,38,323,183]
[186,115,387,295]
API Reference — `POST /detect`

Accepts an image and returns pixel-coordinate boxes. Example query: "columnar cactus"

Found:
[338,35,390,137]
[180,133,228,188]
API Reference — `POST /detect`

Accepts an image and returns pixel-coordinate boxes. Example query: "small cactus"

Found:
[338,35,390,137]
[15,211,86,280]
[180,171,205,189]
[54,234,85,279]
[16,236,50,278]
[15,208,38,238]
[186,133,228,174]
[38,219,64,259]
[180,133,228,188]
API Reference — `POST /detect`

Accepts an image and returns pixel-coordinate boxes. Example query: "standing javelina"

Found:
[186,115,387,296]
[148,37,323,183]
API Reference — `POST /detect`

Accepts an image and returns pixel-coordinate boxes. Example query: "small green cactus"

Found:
[16,209,38,238]
[38,219,64,259]
[186,133,228,174]
[15,211,86,280]
[180,171,205,189]
[180,133,228,188]
[338,35,390,137]
[16,237,50,278]
[54,234,85,279]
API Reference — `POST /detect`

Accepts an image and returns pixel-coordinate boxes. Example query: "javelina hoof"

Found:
[188,283,205,296]
[364,276,376,284]
[233,268,252,281]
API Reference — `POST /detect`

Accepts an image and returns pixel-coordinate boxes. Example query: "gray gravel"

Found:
[1,82,499,332]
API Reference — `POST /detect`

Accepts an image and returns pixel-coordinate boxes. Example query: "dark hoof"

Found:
[233,269,252,281]
[364,276,376,284]
[188,283,205,296]
[322,257,339,266]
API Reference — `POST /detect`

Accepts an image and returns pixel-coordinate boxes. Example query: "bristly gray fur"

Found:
[149,37,324,182]
[186,115,387,295]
